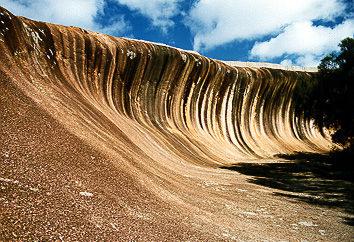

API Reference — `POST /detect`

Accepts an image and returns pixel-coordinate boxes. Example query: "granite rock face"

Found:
[1,6,351,241]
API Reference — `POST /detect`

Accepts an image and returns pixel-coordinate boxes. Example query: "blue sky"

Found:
[1,0,353,67]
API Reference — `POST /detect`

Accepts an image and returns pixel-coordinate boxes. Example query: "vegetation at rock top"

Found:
[298,37,354,151]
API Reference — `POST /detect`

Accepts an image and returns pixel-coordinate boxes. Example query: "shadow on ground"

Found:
[221,152,354,225]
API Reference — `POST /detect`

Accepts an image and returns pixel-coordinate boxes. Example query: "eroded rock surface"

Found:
[0,6,352,241]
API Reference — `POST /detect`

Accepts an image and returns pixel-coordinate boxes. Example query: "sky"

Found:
[0,0,353,67]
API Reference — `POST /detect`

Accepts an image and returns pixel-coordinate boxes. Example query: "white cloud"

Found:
[295,55,321,67]
[251,20,354,59]
[251,20,354,66]
[280,59,294,66]
[115,0,181,32]
[99,16,131,35]
[280,55,322,67]
[0,0,129,35]
[186,0,347,51]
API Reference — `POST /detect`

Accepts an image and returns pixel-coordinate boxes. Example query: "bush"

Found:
[300,37,354,150]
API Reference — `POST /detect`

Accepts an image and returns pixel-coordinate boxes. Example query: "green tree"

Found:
[309,37,354,150]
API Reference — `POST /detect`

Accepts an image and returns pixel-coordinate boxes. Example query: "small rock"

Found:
[29,187,39,192]
[80,191,93,197]
[242,211,257,216]
[236,188,247,192]
[298,221,317,227]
